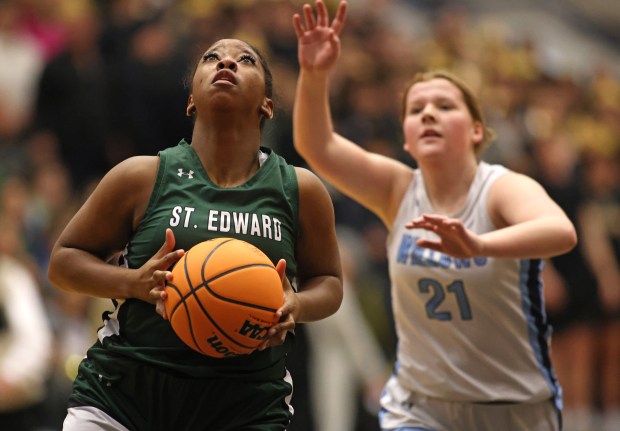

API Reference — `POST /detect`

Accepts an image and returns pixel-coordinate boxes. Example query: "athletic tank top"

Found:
[91,140,299,380]
[386,162,561,407]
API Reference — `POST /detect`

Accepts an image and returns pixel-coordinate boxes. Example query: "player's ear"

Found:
[472,121,484,144]
[186,95,196,117]
[259,97,274,120]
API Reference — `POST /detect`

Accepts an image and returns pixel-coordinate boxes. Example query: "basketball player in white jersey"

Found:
[292,1,577,430]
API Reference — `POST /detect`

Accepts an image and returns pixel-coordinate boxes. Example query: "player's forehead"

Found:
[407,78,463,103]
[204,39,257,57]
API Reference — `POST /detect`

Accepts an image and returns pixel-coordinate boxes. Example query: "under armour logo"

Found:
[178,168,194,179]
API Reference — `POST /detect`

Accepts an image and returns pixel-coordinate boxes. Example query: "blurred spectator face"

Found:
[0,213,21,255]
[131,20,173,64]
[584,152,620,196]
[1,176,29,222]
[62,2,101,54]
[0,1,19,32]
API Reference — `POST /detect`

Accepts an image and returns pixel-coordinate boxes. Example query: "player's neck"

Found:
[421,159,478,215]
[191,127,261,188]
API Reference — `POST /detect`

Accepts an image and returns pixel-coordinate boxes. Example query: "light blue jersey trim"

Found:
[518,259,563,410]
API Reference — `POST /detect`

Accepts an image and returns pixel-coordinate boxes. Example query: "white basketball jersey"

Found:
[386,162,561,407]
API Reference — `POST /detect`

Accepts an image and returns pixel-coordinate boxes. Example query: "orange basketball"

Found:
[164,237,283,358]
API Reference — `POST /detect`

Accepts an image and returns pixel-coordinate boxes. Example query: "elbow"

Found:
[332,277,344,315]
[321,275,344,320]
[47,250,70,293]
[292,133,310,159]
[46,265,63,292]
[567,225,578,252]
[559,222,578,255]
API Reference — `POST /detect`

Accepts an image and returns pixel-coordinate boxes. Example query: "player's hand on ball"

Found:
[258,259,298,350]
[137,228,184,314]
[153,270,173,319]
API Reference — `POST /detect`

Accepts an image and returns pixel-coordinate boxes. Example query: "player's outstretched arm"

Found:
[407,172,577,259]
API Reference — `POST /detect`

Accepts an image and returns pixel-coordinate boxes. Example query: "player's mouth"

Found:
[420,129,442,139]
[213,70,237,85]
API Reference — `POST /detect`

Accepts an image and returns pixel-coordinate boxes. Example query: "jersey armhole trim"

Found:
[142,150,168,221]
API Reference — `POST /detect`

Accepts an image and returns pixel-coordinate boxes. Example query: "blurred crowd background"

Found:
[0,0,618,430]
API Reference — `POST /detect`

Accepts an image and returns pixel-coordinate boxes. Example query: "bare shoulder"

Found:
[488,169,562,227]
[53,155,161,257]
[84,155,160,231]
[294,166,335,208]
[294,166,335,220]
[294,166,327,193]
[489,170,546,199]
[103,155,160,189]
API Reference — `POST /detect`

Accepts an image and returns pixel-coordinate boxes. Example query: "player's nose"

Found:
[217,57,237,71]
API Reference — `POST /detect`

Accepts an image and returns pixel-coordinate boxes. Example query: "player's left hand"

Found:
[257,259,298,350]
[406,214,484,258]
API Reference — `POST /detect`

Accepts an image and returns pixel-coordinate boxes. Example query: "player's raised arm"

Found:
[292,0,414,227]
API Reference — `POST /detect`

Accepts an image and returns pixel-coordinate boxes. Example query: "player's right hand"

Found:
[136,228,185,312]
[293,0,347,72]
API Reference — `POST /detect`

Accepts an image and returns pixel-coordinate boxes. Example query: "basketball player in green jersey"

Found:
[47,38,343,431]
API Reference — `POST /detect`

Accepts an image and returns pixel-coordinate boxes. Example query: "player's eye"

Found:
[203,52,219,62]
[239,54,257,64]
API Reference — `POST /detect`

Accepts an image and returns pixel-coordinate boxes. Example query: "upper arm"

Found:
[53,156,159,260]
[488,172,571,228]
[295,167,342,287]
[303,133,414,227]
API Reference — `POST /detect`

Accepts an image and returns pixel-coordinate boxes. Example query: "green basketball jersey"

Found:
[85,140,299,380]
